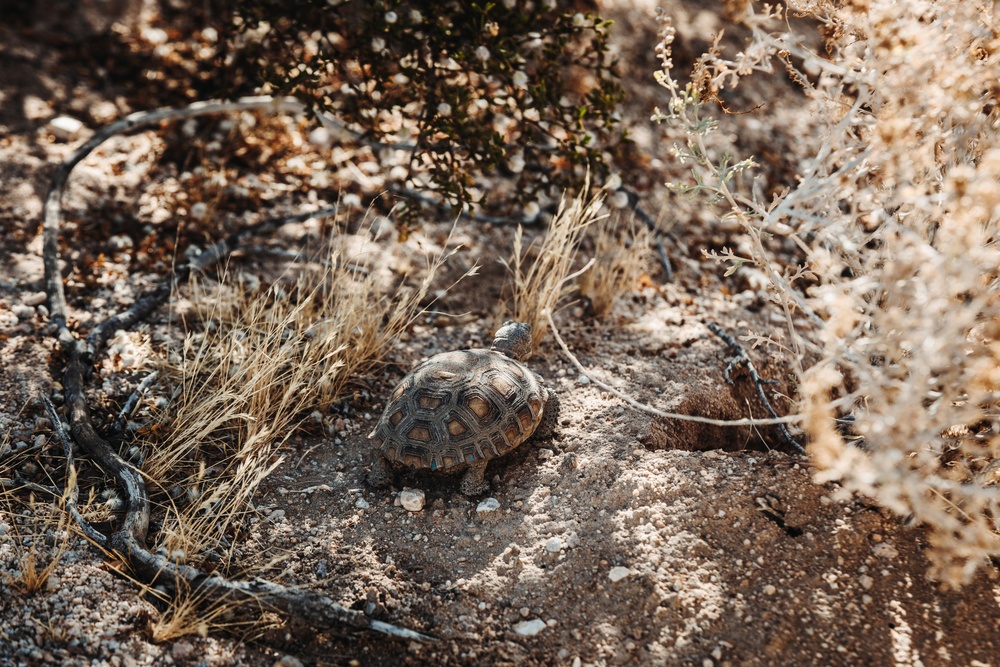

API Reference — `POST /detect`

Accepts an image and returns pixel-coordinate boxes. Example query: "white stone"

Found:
[565,531,580,549]
[544,538,562,553]
[576,374,591,385]
[355,497,370,509]
[513,618,547,636]
[399,489,425,512]
[21,292,47,306]
[308,127,332,148]
[48,116,85,141]
[608,566,631,582]
[476,497,500,515]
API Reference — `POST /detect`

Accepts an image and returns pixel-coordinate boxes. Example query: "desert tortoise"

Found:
[367,321,557,496]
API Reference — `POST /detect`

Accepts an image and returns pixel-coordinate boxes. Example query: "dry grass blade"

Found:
[578,214,652,319]
[502,186,606,350]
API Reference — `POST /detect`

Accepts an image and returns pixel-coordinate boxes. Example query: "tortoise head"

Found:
[491,321,533,361]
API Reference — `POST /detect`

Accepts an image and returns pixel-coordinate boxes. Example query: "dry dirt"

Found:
[3,1,1000,666]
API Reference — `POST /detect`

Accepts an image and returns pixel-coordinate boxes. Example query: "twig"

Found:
[706,322,803,452]
[41,393,111,546]
[43,96,311,338]
[236,245,369,275]
[387,185,543,226]
[621,187,673,281]
[113,371,159,434]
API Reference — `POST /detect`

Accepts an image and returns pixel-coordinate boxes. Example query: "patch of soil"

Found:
[2,1,1000,666]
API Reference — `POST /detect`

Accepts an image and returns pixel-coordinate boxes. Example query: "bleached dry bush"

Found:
[656,1,1000,583]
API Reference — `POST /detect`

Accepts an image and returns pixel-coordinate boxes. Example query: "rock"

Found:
[565,531,580,549]
[872,543,898,560]
[608,566,631,582]
[544,538,562,553]
[576,374,591,385]
[513,618,547,636]
[44,575,60,591]
[476,497,501,515]
[355,497,370,510]
[399,489,426,512]
[21,292,46,307]
[309,126,332,148]
[47,116,85,141]
[171,640,195,661]
[273,656,304,667]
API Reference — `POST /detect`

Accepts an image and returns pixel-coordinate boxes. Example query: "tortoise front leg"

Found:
[460,460,489,496]
[367,455,392,488]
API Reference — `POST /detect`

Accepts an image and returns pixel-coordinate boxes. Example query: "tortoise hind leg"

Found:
[460,460,489,496]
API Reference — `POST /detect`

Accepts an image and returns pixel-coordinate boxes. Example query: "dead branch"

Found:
[40,96,431,640]
[545,304,806,431]
[705,322,803,453]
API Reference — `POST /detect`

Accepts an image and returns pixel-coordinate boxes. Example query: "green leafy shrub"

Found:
[224,0,625,226]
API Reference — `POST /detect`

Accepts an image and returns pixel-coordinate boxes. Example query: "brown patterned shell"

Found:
[369,349,547,471]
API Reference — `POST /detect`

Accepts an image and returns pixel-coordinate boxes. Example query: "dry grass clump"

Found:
[502,188,605,350]
[142,577,269,643]
[578,215,652,319]
[0,488,75,595]
[139,226,464,586]
[656,1,1000,583]
[0,413,75,595]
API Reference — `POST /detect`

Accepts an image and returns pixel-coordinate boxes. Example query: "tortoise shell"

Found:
[369,348,547,471]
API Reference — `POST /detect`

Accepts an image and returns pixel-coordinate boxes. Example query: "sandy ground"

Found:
[3,1,1000,666]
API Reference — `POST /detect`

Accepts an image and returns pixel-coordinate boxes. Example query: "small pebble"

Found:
[355,498,370,510]
[872,543,898,560]
[273,656,304,667]
[576,374,591,385]
[565,531,580,549]
[476,497,500,515]
[308,127,332,148]
[171,641,195,661]
[608,566,631,582]
[47,116,85,141]
[513,619,547,636]
[22,292,47,306]
[399,489,426,512]
[544,538,562,553]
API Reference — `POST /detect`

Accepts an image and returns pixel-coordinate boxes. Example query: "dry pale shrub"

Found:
[140,225,466,585]
[656,1,1000,583]
[578,215,652,319]
[502,187,606,351]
